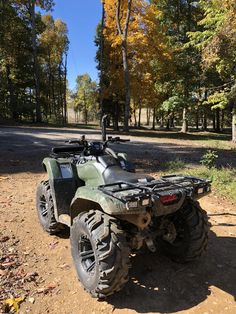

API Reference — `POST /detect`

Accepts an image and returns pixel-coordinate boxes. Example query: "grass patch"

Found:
[164,159,186,172]
[163,159,236,204]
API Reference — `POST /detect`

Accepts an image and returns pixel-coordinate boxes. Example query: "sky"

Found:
[51,0,102,90]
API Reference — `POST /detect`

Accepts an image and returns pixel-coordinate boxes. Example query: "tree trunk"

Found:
[221,110,224,131]
[166,119,170,130]
[195,110,199,130]
[138,101,141,128]
[29,0,41,122]
[58,63,64,123]
[202,110,208,131]
[113,101,119,131]
[160,113,164,128]
[170,114,175,128]
[63,53,68,124]
[181,107,188,133]
[83,91,87,125]
[48,51,52,117]
[215,108,220,132]
[146,108,151,125]
[212,113,216,131]
[232,109,236,142]
[99,2,105,120]
[133,108,137,128]
[152,108,156,130]
[121,42,130,132]
[116,0,132,132]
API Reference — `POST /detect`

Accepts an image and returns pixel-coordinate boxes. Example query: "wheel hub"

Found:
[79,235,96,275]
[161,220,177,244]
[39,195,48,218]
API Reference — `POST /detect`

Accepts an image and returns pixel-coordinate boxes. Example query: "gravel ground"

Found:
[0,125,235,314]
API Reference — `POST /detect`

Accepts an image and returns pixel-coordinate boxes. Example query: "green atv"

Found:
[36,135,210,298]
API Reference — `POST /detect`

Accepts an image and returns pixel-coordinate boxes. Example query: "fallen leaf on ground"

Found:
[24,271,38,282]
[4,297,24,313]
[0,236,10,243]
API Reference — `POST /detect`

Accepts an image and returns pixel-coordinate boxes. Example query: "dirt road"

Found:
[0,126,235,314]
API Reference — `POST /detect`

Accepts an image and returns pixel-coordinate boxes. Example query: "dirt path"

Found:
[0,126,236,314]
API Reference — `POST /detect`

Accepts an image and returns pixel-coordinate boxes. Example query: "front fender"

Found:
[42,157,62,179]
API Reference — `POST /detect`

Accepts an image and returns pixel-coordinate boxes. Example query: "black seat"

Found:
[103,165,154,184]
[52,145,84,154]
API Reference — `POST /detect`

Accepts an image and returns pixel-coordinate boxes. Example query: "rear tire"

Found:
[36,181,64,234]
[157,200,209,263]
[70,210,130,298]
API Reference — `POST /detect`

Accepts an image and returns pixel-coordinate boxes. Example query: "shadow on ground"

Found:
[1,126,236,175]
[108,230,236,313]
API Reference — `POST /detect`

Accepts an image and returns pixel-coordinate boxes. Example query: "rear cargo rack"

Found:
[98,175,211,203]
[98,182,152,202]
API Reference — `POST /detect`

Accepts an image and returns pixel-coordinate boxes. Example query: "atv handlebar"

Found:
[61,135,130,158]
[65,136,130,147]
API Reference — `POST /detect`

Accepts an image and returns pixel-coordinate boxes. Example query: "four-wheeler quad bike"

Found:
[36,134,211,299]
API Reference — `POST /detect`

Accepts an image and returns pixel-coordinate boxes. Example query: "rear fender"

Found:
[70,186,134,222]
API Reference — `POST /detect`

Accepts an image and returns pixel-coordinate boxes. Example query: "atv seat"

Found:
[51,145,84,154]
[103,165,154,184]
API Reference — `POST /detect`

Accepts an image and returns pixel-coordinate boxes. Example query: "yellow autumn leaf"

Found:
[4,297,25,313]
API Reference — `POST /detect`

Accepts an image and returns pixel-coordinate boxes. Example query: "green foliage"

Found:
[161,96,185,113]
[203,91,228,110]
[164,159,186,172]
[162,162,236,204]
[189,167,236,203]
[74,74,98,124]
[200,150,218,169]
[0,1,69,123]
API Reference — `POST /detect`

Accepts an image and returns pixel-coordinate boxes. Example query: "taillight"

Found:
[160,194,178,204]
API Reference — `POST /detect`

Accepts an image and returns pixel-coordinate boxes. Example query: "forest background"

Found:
[0,0,236,141]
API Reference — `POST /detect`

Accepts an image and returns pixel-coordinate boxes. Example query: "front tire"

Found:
[36,181,64,234]
[157,200,209,263]
[70,210,130,298]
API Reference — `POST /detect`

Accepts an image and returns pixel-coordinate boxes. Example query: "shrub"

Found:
[200,150,218,169]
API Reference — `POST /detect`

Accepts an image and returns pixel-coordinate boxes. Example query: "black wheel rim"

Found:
[78,234,96,275]
[161,216,186,247]
[39,195,48,219]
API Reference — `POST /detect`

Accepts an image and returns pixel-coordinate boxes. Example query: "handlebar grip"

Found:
[119,139,130,142]
[65,140,81,144]
[108,137,130,143]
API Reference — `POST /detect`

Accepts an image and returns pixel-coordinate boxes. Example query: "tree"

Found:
[98,0,171,130]
[0,1,69,124]
[75,74,98,124]
[115,0,132,132]
[152,0,203,133]
[188,0,236,140]
[40,15,69,123]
